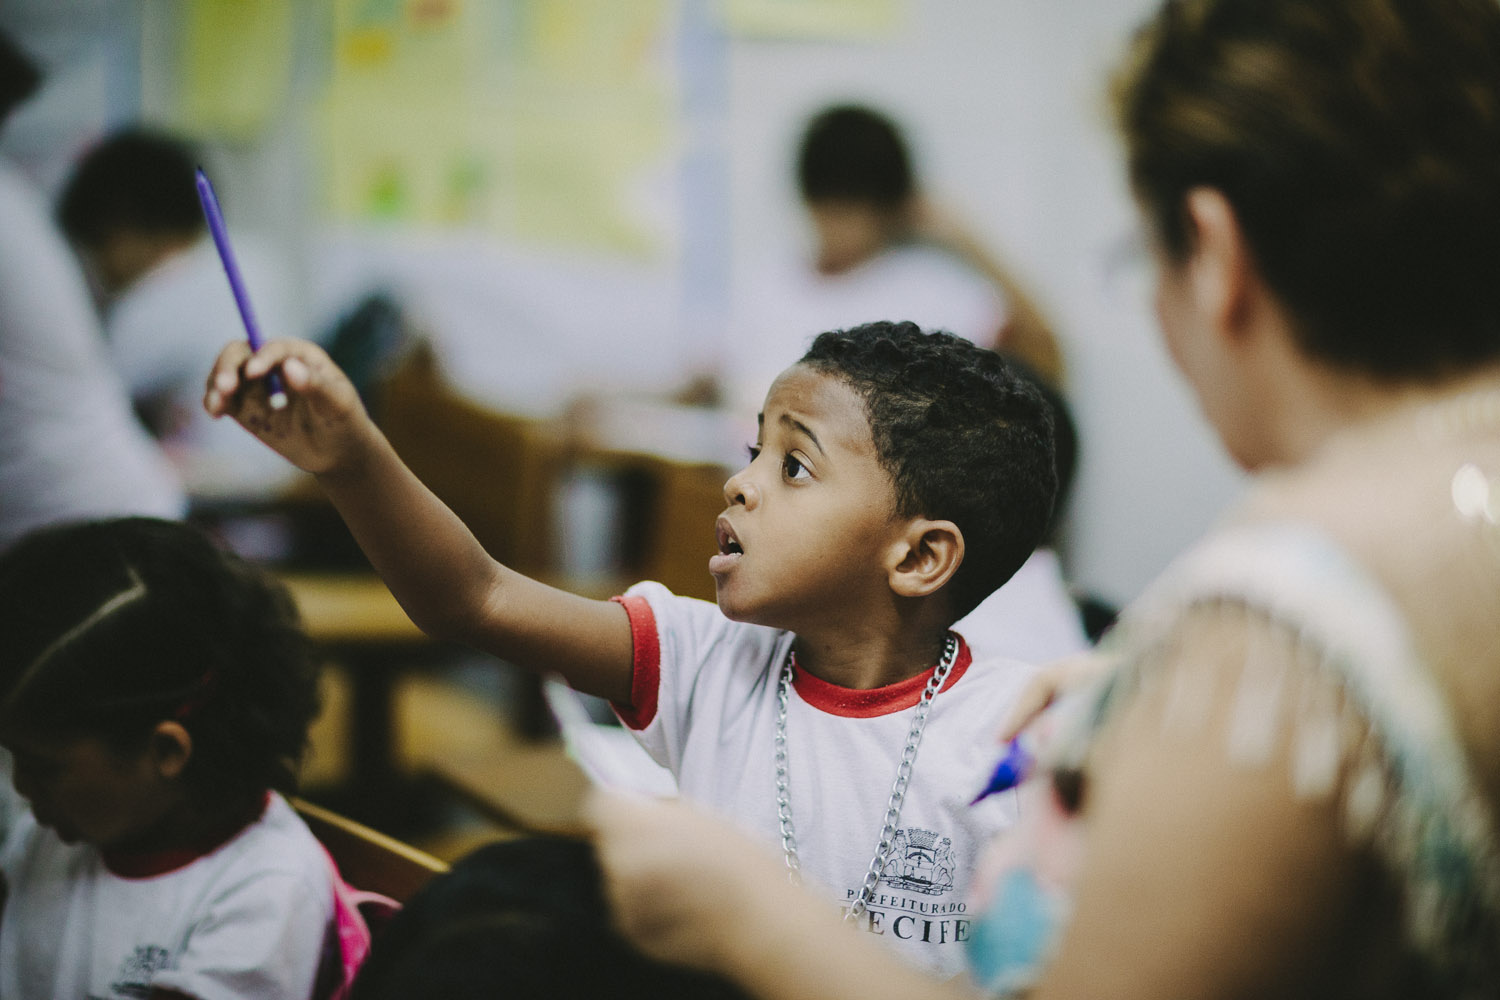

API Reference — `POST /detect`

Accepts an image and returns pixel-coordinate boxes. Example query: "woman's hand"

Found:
[586,790,796,975]
[587,790,982,1000]
[204,338,374,477]
[997,651,1118,742]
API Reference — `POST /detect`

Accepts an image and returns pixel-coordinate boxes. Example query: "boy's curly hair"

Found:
[801,321,1057,620]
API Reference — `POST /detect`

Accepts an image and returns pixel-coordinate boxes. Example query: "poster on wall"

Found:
[319,0,679,258]
[175,0,294,141]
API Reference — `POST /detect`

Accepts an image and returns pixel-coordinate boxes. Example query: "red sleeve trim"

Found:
[791,634,972,718]
[610,594,661,730]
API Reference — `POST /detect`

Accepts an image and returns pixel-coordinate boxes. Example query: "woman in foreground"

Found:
[587,0,1500,996]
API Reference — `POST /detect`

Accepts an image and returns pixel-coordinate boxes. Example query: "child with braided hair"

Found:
[0,517,345,1000]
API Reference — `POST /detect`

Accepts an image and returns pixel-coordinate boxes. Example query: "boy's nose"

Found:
[723,468,760,509]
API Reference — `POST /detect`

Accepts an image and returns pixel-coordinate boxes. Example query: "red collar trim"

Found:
[790,635,972,718]
[101,792,270,879]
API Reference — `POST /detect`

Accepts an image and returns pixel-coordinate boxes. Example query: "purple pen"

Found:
[971,736,1034,805]
[193,168,287,410]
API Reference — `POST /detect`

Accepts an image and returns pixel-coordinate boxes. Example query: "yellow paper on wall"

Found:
[318,0,677,255]
[176,0,294,140]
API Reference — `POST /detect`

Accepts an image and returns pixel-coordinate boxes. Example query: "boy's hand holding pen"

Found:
[195,166,374,477]
[204,338,373,476]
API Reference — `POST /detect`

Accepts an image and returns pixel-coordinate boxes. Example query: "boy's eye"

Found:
[746,444,761,462]
[783,454,810,480]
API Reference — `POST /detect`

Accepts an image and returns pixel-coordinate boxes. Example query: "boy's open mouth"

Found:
[710,518,745,576]
[716,519,744,556]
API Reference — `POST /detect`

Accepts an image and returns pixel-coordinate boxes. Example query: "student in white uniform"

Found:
[723,104,1064,419]
[0,517,345,1000]
[0,33,185,552]
[58,128,305,501]
[207,320,1057,977]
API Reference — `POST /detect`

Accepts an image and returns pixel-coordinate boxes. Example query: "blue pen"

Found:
[971,736,1034,805]
[193,168,287,410]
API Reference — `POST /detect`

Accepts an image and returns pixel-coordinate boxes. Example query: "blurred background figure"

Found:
[0,28,183,553]
[720,103,1064,418]
[58,127,312,502]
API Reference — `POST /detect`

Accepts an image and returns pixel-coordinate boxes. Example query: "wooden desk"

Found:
[279,572,428,644]
[278,571,447,829]
[563,396,739,603]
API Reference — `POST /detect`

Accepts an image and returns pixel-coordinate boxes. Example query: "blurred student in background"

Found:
[721,103,1064,418]
[58,128,306,502]
[0,31,184,551]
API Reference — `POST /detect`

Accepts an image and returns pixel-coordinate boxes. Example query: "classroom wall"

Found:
[0,0,1245,608]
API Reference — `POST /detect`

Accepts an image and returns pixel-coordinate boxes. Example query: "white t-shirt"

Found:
[612,582,1038,978]
[0,160,185,550]
[105,236,305,501]
[0,790,333,1000]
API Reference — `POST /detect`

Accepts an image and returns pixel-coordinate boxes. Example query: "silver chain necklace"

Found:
[774,634,959,922]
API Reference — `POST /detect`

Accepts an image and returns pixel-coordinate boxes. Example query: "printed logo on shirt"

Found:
[107,944,172,999]
[843,826,971,948]
[880,827,955,895]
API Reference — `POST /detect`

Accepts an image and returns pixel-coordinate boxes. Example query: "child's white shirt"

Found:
[0,789,333,1000]
[613,582,1037,979]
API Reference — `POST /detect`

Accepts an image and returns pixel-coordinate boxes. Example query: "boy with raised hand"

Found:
[205,320,1055,976]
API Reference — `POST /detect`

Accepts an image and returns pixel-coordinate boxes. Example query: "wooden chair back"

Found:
[292,797,449,904]
[375,344,563,578]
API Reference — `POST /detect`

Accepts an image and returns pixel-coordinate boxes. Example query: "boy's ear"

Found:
[887,519,964,599]
[148,721,193,781]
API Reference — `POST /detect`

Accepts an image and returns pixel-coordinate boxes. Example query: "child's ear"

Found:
[148,721,193,781]
[887,519,964,599]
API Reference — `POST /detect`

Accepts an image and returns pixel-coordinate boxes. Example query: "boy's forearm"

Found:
[207,338,634,695]
[315,424,500,644]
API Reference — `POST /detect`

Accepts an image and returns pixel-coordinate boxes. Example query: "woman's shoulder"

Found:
[1241,406,1500,580]
[1234,423,1500,772]
[1078,456,1500,991]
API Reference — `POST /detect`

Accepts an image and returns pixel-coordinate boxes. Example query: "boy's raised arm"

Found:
[204,338,637,704]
